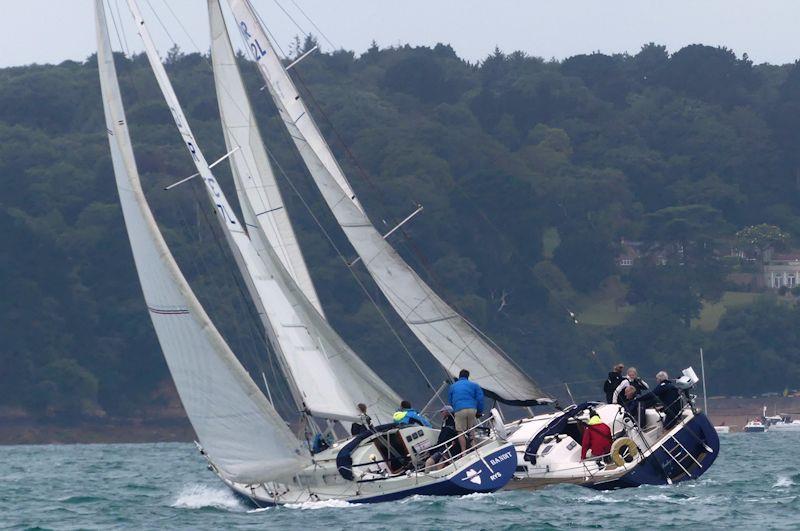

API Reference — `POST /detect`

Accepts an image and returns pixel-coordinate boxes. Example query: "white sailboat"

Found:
[97,0,518,505]
[221,0,720,490]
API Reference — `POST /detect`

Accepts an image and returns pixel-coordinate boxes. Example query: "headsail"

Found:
[226,0,547,404]
[95,0,308,483]
[126,0,398,422]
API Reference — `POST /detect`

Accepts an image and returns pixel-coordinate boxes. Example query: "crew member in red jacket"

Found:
[580,413,612,460]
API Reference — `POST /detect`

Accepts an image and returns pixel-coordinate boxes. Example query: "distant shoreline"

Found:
[0,417,195,445]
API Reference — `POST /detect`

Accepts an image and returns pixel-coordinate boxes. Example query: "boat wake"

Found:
[285,499,361,510]
[171,484,245,511]
[773,475,796,489]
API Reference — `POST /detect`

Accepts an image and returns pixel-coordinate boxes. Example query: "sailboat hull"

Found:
[507,404,719,491]
[587,412,719,489]
[221,441,518,506]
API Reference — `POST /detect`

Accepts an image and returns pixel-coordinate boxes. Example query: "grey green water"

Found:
[2,433,797,530]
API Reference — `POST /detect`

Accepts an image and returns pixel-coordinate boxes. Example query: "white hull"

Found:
[505,403,718,489]
[713,426,730,434]
[768,422,800,432]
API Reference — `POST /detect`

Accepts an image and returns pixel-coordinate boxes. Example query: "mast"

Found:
[225,0,547,405]
[700,347,708,414]
[95,0,308,483]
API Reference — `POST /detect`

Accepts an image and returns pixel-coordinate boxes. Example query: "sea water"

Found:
[1,433,797,530]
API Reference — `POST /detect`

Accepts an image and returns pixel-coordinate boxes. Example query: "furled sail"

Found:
[226,0,547,404]
[209,0,323,317]
[125,0,398,422]
[208,0,399,424]
[95,0,308,483]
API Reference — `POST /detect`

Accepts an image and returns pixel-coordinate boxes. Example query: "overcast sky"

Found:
[2,1,800,67]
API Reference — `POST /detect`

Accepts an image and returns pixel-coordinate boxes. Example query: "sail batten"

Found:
[226,0,546,403]
[96,0,308,483]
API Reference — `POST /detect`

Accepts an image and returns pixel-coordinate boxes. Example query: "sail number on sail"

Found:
[238,22,267,60]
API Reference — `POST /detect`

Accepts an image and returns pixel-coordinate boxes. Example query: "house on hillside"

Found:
[763,250,800,289]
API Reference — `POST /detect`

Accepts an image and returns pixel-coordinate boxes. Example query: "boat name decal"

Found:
[489,450,513,466]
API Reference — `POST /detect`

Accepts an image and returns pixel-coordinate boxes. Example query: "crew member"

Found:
[580,410,613,460]
[424,405,461,471]
[634,371,682,428]
[603,363,625,403]
[392,400,431,427]
[350,402,373,436]
[612,367,649,405]
[448,369,485,451]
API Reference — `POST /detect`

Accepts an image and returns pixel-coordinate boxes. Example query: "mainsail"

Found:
[208,0,399,424]
[209,0,322,317]
[95,0,308,483]
[226,0,547,404]
[125,0,398,422]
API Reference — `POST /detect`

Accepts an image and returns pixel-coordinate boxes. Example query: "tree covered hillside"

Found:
[2,40,800,419]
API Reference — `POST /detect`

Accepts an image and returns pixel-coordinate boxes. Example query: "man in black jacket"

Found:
[634,371,682,428]
[603,363,625,403]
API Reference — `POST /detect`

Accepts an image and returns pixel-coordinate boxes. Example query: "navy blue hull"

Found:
[591,412,720,490]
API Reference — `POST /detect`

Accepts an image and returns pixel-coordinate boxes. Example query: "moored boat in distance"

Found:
[743,419,767,433]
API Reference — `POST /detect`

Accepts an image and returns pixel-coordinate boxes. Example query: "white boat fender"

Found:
[491,408,508,440]
[610,437,639,467]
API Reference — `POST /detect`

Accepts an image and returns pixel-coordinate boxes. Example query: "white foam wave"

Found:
[171,484,245,511]
[457,492,495,500]
[285,499,360,510]
[774,476,794,488]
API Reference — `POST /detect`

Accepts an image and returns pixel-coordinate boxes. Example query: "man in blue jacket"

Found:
[392,400,432,427]
[448,369,485,450]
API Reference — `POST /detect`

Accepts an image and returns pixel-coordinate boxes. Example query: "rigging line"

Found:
[106,0,129,56]
[113,0,131,53]
[286,0,337,50]
[144,0,178,52]
[270,0,310,46]
[261,141,446,400]
[160,0,207,60]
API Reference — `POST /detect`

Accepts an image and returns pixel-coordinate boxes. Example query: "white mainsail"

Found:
[226,0,546,404]
[126,0,398,422]
[208,0,399,424]
[209,0,323,317]
[95,0,308,483]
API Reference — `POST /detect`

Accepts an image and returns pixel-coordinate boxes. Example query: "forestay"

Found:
[95,0,308,483]
[226,0,547,404]
[208,0,400,424]
[126,0,396,422]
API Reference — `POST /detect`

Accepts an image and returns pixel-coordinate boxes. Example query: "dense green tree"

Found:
[3,39,800,419]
